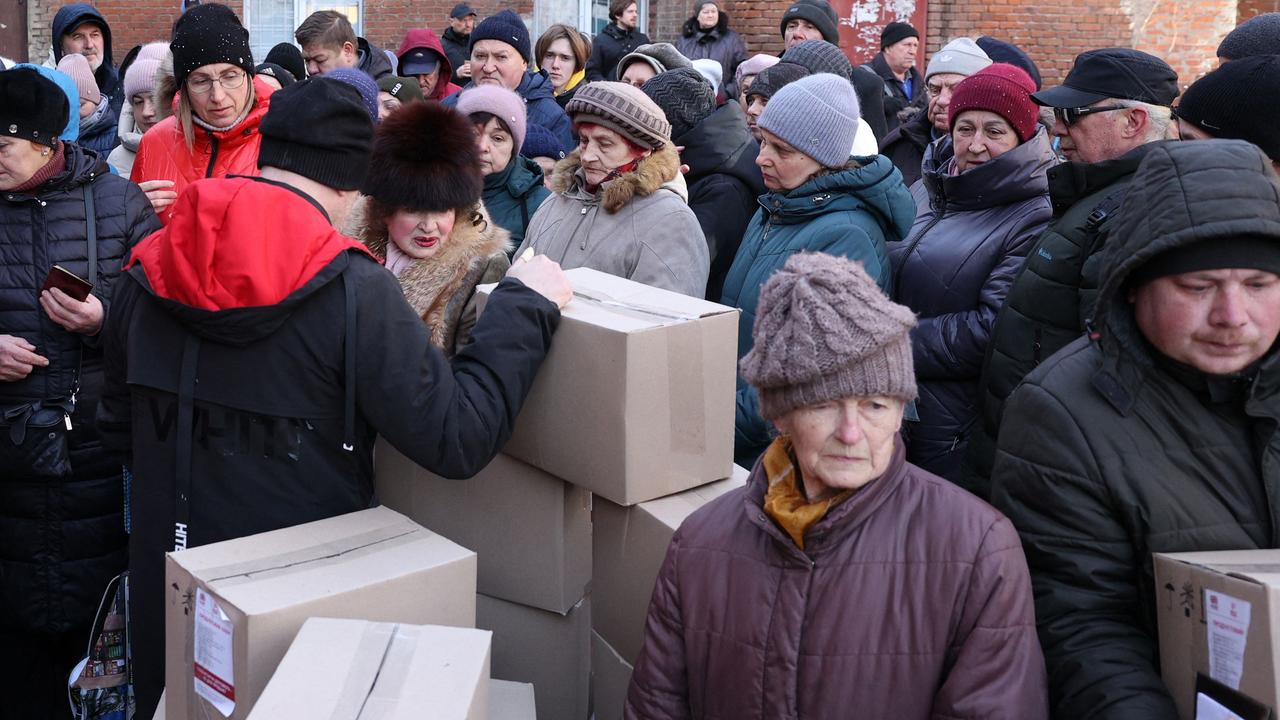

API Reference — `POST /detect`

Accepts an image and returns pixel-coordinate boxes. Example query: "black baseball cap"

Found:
[399,47,440,76]
[1032,48,1179,108]
[450,4,476,19]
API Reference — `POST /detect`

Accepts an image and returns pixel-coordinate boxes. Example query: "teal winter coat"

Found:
[483,155,551,257]
[721,154,916,466]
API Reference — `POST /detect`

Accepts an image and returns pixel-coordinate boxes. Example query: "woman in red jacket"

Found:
[130,4,273,224]
[626,252,1048,720]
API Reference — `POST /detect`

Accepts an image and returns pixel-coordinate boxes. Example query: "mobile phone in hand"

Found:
[42,265,93,302]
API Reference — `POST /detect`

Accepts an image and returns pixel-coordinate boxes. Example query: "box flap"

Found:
[639,471,749,530]
[1157,550,1280,587]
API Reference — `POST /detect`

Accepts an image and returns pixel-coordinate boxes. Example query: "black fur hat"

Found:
[362,101,483,213]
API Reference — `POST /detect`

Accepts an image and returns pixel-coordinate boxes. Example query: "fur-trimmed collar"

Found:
[353,199,512,343]
[549,143,681,214]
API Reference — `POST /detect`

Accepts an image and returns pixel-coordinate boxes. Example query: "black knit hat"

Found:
[642,68,716,141]
[976,36,1041,90]
[880,21,918,50]
[1174,55,1280,163]
[255,62,296,88]
[265,42,307,83]
[257,77,373,191]
[469,10,532,64]
[779,0,839,44]
[1218,13,1280,61]
[363,101,482,213]
[0,68,69,148]
[170,3,255,89]
[781,39,852,81]
[746,62,809,101]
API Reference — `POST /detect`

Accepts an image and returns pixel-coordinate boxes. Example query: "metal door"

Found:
[0,0,29,64]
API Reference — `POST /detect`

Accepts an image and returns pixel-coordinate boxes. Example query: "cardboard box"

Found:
[166,507,477,720]
[592,467,749,664]
[477,593,591,720]
[376,441,592,614]
[246,618,491,720]
[1154,550,1280,719]
[489,680,536,720]
[591,631,634,720]
[476,267,738,505]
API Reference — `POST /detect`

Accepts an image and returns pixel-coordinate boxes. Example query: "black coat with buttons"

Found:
[0,142,160,634]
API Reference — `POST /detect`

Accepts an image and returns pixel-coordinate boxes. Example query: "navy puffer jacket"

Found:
[889,129,1053,482]
[0,142,159,634]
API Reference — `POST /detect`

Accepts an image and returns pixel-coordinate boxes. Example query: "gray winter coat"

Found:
[889,129,1054,481]
[516,144,709,297]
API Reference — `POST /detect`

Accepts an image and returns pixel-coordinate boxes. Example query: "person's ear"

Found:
[1122,105,1149,140]
[343,41,357,60]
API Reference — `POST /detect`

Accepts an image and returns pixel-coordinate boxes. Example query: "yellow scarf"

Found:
[556,68,585,97]
[761,437,853,550]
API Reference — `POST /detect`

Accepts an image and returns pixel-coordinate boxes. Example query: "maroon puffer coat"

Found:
[625,440,1048,719]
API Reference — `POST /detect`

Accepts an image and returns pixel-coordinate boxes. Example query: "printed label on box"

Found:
[193,587,235,716]
[1205,589,1251,690]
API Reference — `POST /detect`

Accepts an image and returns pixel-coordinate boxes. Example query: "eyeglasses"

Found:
[1053,104,1129,127]
[187,71,247,95]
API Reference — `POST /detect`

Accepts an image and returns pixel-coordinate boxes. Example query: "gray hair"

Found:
[1114,99,1175,141]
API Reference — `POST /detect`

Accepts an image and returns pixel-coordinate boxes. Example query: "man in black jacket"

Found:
[441,3,477,85]
[52,4,123,153]
[861,21,924,134]
[97,77,571,720]
[990,139,1280,719]
[965,48,1179,497]
[585,0,650,82]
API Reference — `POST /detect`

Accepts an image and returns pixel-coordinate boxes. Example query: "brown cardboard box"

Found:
[591,630,634,720]
[476,267,738,506]
[165,507,477,720]
[245,618,491,720]
[376,441,592,614]
[489,680,536,719]
[477,593,591,720]
[592,467,749,664]
[1154,550,1280,719]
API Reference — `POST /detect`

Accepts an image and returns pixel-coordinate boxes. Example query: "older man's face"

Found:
[1132,267,1280,374]
[62,22,105,71]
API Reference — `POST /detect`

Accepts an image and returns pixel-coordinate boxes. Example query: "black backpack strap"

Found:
[82,183,97,288]
[342,271,357,453]
[173,334,200,551]
[1082,186,1129,257]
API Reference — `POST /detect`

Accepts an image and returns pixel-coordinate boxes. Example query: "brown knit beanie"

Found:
[740,252,918,421]
[566,81,672,150]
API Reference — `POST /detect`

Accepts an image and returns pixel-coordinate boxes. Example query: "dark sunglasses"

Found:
[1053,104,1129,126]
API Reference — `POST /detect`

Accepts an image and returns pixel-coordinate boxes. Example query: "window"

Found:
[243,0,364,63]
[530,0,647,41]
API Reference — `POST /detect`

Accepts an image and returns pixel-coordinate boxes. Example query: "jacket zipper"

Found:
[567,203,596,251]
[204,131,221,178]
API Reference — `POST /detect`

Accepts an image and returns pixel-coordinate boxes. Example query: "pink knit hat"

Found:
[56,53,100,106]
[947,62,1039,142]
[124,42,169,101]
[454,84,528,154]
[740,252,918,421]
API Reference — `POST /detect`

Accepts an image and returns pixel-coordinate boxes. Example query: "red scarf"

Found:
[11,142,66,194]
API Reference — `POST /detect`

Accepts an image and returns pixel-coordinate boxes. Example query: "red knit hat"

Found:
[947,63,1039,142]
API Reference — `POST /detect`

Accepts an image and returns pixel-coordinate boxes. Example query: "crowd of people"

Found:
[2,1,1280,718]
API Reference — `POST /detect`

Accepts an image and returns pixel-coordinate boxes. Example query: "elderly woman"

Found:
[722,73,915,466]
[131,5,273,224]
[535,23,591,108]
[0,67,160,717]
[627,252,1048,719]
[675,2,748,98]
[456,85,551,253]
[889,64,1054,485]
[515,81,708,297]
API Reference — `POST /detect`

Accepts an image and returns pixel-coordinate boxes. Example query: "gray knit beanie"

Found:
[616,42,693,79]
[1218,13,1280,60]
[741,252,918,421]
[925,38,992,81]
[757,73,859,168]
[566,81,672,150]
[780,39,852,81]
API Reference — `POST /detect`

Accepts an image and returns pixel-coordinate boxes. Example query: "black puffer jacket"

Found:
[356,37,394,80]
[441,27,470,86]
[0,143,159,634]
[52,4,123,154]
[585,23,649,82]
[965,142,1164,496]
[676,101,765,301]
[990,140,1280,720]
[890,130,1053,482]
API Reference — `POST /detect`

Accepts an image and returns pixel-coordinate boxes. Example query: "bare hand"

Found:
[459,62,472,79]
[0,334,49,381]
[675,145,690,175]
[40,288,104,335]
[138,179,177,214]
[506,254,571,309]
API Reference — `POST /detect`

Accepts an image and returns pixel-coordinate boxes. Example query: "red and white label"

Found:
[193,587,236,716]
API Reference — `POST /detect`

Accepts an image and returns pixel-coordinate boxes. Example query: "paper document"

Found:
[193,587,236,716]
[1205,589,1251,690]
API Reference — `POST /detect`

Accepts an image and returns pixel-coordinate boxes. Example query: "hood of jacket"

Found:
[124,177,372,345]
[761,154,915,238]
[682,12,731,39]
[549,142,682,213]
[920,127,1055,212]
[52,4,118,96]
[441,26,469,46]
[356,37,393,79]
[117,102,141,153]
[677,101,765,193]
[486,154,547,199]
[518,69,557,103]
[396,29,458,101]
[356,200,511,318]
[1046,141,1160,216]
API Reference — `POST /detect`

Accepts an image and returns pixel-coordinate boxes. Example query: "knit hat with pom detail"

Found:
[947,62,1039,141]
[757,72,859,168]
[740,252,918,421]
[362,99,483,212]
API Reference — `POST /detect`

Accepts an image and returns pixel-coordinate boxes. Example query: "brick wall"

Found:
[1238,0,1280,19]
